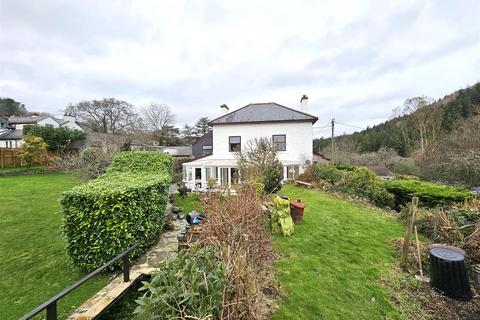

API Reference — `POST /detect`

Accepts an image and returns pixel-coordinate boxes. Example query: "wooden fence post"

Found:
[400,196,419,269]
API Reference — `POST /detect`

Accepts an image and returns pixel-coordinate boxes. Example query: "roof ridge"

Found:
[209,101,318,125]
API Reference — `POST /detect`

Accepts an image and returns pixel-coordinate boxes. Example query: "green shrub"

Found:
[61,172,170,270]
[106,151,172,175]
[336,167,395,208]
[24,124,85,151]
[397,174,420,181]
[314,164,345,183]
[264,158,283,194]
[172,157,191,185]
[135,245,230,319]
[335,164,356,171]
[385,179,473,208]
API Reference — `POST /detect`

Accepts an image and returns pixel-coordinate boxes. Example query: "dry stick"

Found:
[414,226,423,277]
[400,197,419,269]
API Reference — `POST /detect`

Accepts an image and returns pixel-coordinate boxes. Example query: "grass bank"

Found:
[0,173,109,319]
[272,184,407,319]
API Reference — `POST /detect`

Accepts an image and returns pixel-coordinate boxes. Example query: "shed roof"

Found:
[209,102,318,125]
[366,165,394,177]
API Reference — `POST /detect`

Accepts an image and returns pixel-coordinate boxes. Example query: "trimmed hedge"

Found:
[61,173,170,270]
[385,179,473,208]
[61,151,172,271]
[106,151,172,175]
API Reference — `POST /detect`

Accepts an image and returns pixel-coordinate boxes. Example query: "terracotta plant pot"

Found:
[290,199,305,224]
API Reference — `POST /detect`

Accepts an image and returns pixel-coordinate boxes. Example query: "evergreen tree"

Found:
[193,117,211,137]
[0,98,28,117]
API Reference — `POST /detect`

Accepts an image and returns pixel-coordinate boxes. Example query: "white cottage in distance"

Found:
[183,95,318,191]
[0,114,86,148]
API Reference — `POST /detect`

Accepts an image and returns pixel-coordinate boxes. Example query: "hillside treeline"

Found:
[315,83,480,186]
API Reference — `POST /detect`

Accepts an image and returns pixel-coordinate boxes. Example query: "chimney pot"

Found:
[220,104,229,114]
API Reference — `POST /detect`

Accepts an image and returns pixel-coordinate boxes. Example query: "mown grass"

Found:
[0,173,109,320]
[272,184,407,320]
[174,192,201,213]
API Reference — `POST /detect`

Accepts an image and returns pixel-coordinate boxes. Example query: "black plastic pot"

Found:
[428,244,472,300]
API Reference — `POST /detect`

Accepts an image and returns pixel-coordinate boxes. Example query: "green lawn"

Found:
[272,185,406,320]
[0,173,109,320]
[174,193,201,213]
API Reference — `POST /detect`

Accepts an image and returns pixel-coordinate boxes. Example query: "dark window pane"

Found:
[272,135,286,151]
[273,135,285,142]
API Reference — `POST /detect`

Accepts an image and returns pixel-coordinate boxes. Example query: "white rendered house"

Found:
[0,114,86,148]
[183,97,318,191]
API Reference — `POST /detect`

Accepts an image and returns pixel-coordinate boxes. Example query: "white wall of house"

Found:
[0,140,22,148]
[211,121,313,164]
[61,115,84,131]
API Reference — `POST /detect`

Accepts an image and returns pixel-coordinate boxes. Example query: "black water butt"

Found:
[428,244,472,300]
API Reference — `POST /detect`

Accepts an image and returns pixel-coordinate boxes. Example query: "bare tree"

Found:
[66,98,139,134]
[141,103,178,145]
[141,103,175,131]
[237,138,283,194]
[391,96,441,157]
[401,96,435,156]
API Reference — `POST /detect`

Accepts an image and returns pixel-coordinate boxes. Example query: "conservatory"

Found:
[182,155,303,192]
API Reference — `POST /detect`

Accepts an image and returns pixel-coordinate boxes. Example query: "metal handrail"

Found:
[20,243,139,320]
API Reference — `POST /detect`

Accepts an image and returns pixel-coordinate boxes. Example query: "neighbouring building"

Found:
[0,114,86,148]
[182,96,318,191]
[130,142,193,158]
[366,165,395,180]
[191,130,213,158]
[0,117,8,133]
[313,152,330,164]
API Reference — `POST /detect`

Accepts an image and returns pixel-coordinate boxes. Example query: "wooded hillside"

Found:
[314,83,480,186]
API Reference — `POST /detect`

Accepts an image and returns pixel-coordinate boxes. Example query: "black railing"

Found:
[20,243,139,320]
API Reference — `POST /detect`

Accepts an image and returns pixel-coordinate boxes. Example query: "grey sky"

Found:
[1,0,479,137]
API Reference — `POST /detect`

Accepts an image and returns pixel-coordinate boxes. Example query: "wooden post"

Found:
[400,197,419,269]
[414,226,423,277]
[0,149,3,168]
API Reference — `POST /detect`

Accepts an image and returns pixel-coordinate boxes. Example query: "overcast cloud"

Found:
[1,0,479,136]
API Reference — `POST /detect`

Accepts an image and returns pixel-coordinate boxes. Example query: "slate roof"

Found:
[8,115,49,124]
[0,130,23,140]
[366,165,394,177]
[75,121,89,130]
[53,117,68,125]
[159,146,192,157]
[208,102,318,125]
[191,130,213,145]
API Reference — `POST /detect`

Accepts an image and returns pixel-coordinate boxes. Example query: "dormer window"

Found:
[229,136,241,152]
[272,134,286,151]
